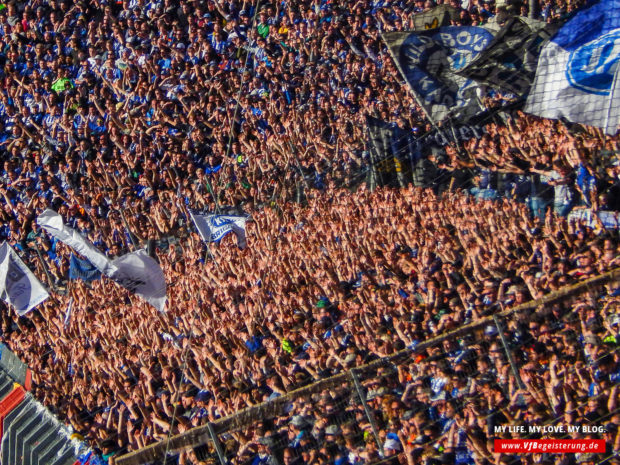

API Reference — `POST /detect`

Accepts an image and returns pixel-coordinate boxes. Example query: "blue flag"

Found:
[384,26,494,121]
[525,0,620,133]
[69,254,102,282]
[189,211,248,249]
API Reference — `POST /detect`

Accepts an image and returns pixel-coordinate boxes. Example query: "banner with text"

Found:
[190,211,248,249]
[525,0,620,133]
[385,26,494,122]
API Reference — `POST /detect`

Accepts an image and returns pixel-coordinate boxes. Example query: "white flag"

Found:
[0,243,49,316]
[37,210,167,311]
[64,297,73,328]
[524,0,620,133]
[110,250,167,312]
[37,209,118,276]
[190,211,248,249]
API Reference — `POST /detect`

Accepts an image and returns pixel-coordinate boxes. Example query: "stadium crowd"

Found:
[15,187,620,465]
[0,0,617,464]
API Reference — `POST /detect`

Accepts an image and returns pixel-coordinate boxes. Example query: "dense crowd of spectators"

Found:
[230,271,620,465]
[0,0,617,464]
[6,187,620,465]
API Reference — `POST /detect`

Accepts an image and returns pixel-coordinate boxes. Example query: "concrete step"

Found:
[20,417,55,465]
[2,401,39,465]
[12,405,44,465]
[28,422,60,465]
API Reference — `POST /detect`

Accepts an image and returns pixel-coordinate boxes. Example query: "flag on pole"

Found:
[37,209,117,276]
[411,5,457,31]
[366,116,410,188]
[457,17,558,96]
[37,210,167,311]
[189,211,248,249]
[524,0,620,133]
[0,242,49,316]
[110,250,167,312]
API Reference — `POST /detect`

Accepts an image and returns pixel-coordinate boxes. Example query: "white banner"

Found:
[0,242,49,315]
[37,209,117,276]
[525,0,620,133]
[190,211,248,249]
[568,208,620,229]
[110,250,167,312]
[37,210,167,311]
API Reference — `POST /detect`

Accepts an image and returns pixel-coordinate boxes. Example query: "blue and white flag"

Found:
[37,210,167,311]
[384,27,494,121]
[190,211,248,249]
[525,0,620,134]
[69,254,102,282]
[568,208,620,229]
[0,242,49,315]
[37,209,117,276]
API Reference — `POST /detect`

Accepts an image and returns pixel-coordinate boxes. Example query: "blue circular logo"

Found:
[399,27,493,114]
[566,30,620,96]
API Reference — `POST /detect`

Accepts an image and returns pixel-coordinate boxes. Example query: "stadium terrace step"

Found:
[0,377,14,403]
[0,377,15,399]
[3,400,39,465]
[0,345,96,465]
[0,394,89,465]
[14,404,49,465]
[0,399,29,464]
[28,422,60,465]
[0,386,26,440]
[0,345,31,390]
[21,418,56,465]
[37,438,75,465]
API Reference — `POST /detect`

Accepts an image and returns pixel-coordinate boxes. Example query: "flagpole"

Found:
[180,200,220,269]
[118,208,139,250]
[26,243,63,309]
[63,280,73,333]
[33,241,57,292]
[365,126,384,189]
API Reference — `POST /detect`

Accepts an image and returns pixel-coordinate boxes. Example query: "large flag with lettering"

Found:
[0,242,49,315]
[384,27,494,122]
[37,210,167,311]
[190,211,248,249]
[525,0,620,133]
[458,17,559,96]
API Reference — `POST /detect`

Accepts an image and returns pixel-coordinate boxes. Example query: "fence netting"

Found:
[116,269,620,465]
